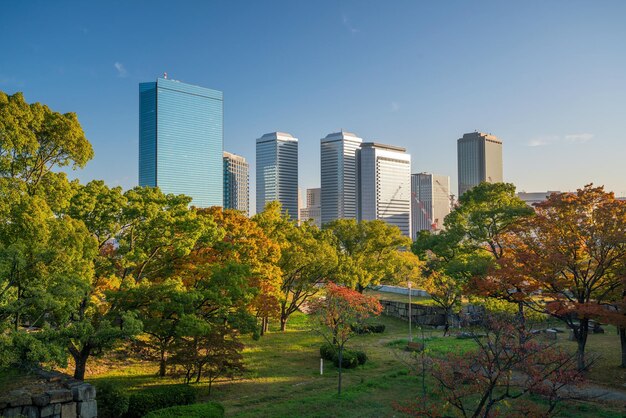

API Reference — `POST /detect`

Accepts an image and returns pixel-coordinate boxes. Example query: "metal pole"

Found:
[408,281,412,342]
[320,358,323,375]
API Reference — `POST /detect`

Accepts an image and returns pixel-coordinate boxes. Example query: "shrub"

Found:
[125,384,197,418]
[352,323,386,334]
[143,402,225,418]
[96,381,130,418]
[319,343,336,360]
[333,350,359,369]
[354,350,367,365]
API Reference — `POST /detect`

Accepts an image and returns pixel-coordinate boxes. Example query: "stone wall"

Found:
[380,300,451,326]
[0,370,96,418]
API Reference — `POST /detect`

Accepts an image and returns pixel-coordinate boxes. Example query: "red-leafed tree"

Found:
[309,282,382,395]
[478,185,626,370]
[396,317,584,417]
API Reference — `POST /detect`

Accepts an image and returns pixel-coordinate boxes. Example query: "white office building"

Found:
[223,151,249,216]
[320,131,363,225]
[300,188,322,228]
[256,132,299,220]
[411,173,450,239]
[358,142,411,236]
[457,132,503,197]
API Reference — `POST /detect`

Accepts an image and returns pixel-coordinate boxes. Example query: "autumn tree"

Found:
[325,219,415,292]
[254,202,338,331]
[487,185,626,370]
[396,316,583,417]
[310,282,382,395]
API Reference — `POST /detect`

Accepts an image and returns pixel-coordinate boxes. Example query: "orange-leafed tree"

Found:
[484,185,626,370]
[194,207,282,335]
[310,282,382,395]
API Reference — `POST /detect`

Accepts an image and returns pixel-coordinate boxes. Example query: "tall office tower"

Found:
[139,77,223,207]
[300,188,322,227]
[457,131,503,197]
[223,151,249,216]
[256,132,299,220]
[320,131,363,225]
[411,173,451,240]
[358,143,411,236]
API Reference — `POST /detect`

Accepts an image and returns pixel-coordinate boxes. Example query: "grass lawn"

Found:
[78,312,626,417]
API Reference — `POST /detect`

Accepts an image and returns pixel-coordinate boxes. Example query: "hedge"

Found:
[142,402,224,418]
[125,384,197,418]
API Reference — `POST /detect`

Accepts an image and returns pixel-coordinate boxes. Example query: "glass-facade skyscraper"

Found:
[139,77,223,207]
[223,151,249,216]
[457,131,503,197]
[320,131,362,226]
[256,132,299,220]
[411,173,450,239]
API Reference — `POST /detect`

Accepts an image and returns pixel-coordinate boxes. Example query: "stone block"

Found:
[41,403,61,418]
[61,402,77,418]
[22,405,41,418]
[545,329,558,340]
[32,394,51,407]
[71,384,96,402]
[2,406,25,417]
[47,390,73,404]
[77,400,97,418]
[8,390,32,407]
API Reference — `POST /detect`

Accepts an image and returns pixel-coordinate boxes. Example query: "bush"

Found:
[333,350,359,369]
[352,323,386,334]
[354,350,367,365]
[143,402,224,418]
[96,381,130,418]
[125,384,197,418]
[320,343,336,361]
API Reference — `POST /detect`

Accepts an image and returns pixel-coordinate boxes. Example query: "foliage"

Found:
[143,402,225,418]
[325,219,417,292]
[125,384,197,418]
[352,323,385,334]
[396,316,584,417]
[96,381,130,418]
[481,185,626,370]
[310,282,382,395]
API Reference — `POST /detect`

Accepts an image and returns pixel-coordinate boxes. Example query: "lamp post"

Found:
[408,281,412,342]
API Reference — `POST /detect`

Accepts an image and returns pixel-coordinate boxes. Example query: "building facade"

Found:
[411,173,450,240]
[299,188,322,227]
[320,131,363,226]
[256,132,299,220]
[517,191,560,207]
[139,77,223,207]
[358,142,411,236]
[457,132,503,197]
[223,151,249,216]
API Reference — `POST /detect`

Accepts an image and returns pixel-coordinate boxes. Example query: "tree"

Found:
[326,219,413,292]
[486,185,626,370]
[254,202,338,331]
[396,316,584,418]
[310,282,382,395]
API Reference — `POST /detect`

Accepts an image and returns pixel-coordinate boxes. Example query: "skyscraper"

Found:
[139,77,223,207]
[223,151,249,216]
[358,142,411,236]
[256,132,299,219]
[457,131,503,197]
[411,173,450,240]
[300,188,321,228]
[320,131,362,226]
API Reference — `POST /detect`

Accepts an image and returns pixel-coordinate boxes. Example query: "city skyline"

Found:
[3,1,626,212]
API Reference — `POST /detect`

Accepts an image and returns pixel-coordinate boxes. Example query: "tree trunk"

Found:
[280,316,287,332]
[195,364,203,383]
[517,302,526,345]
[443,307,450,336]
[576,319,589,371]
[618,327,626,367]
[72,346,91,381]
[337,346,343,396]
[159,348,167,377]
[260,317,265,336]
[263,316,269,333]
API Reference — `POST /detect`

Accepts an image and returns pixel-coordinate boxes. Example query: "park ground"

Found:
[76,294,626,418]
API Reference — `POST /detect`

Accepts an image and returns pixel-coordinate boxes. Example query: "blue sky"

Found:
[2,1,626,211]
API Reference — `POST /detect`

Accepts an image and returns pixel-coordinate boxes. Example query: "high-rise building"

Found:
[411,173,450,239]
[139,77,223,207]
[223,151,249,216]
[320,131,362,225]
[300,188,322,228]
[457,132,503,197]
[517,191,560,207]
[358,142,411,236]
[256,132,299,220]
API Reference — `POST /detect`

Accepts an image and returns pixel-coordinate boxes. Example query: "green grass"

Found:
[79,312,626,418]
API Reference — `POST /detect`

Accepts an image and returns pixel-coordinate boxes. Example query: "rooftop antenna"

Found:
[163,72,168,79]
